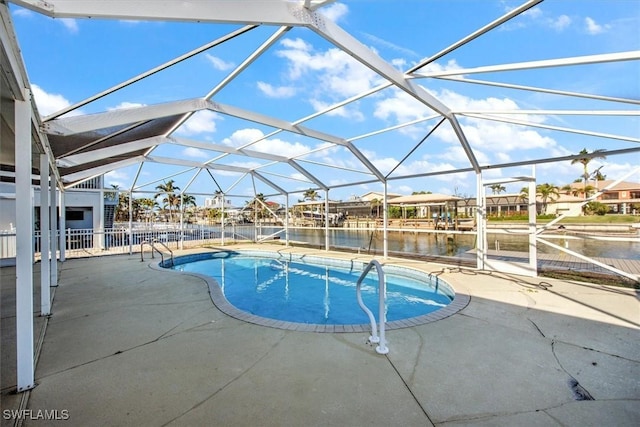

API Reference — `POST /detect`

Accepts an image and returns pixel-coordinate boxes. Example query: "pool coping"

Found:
[149,249,470,333]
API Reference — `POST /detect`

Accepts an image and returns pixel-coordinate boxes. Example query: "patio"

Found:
[2,245,638,426]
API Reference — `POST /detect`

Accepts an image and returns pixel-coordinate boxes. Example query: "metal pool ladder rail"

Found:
[140,239,174,267]
[356,259,389,355]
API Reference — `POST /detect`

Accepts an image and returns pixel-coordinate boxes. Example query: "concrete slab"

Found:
[1,245,638,426]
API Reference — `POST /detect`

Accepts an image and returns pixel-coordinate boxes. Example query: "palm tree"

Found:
[536,183,560,214]
[571,148,606,198]
[303,189,320,201]
[138,198,158,222]
[489,184,506,195]
[154,180,180,223]
[370,198,381,218]
[519,186,529,202]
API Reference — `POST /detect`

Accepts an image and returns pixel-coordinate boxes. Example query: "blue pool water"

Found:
[170,251,454,325]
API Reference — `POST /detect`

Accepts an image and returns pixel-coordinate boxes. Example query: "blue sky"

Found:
[10,0,640,205]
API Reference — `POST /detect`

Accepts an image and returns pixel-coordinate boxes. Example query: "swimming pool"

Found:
[165,250,468,332]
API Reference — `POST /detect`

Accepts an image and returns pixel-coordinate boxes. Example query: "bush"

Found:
[584,201,608,216]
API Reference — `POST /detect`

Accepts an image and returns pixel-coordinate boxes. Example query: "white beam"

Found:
[11,0,305,25]
[146,155,251,174]
[169,136,291,162]
[415,51,640,78]
[15,91,35,392]
[45,25,257,120]
[43,98,210,136]
[57,136,166,167]
[61,156,146,183]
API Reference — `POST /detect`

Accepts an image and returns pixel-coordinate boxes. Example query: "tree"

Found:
[138,198,158,222]
[303,189,320,201]
[370,198,381,218]
[154,180,180,223]
[489,184,506,195]
[571,148,606,198]
[536,183,560,214]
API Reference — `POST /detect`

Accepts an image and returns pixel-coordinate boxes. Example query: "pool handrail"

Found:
[140,239,174,267]
[356,259,389,354]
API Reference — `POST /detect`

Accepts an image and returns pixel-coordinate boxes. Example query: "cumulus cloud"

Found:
[318,2,348,23]
[222,128,312,158]
[59,18,79,33]
[309,99,364,121]
[107,102,146,111]
[176,110,220,136]
[104,170,130,188]
[205,54,235,71]
[182,147,208,159]
[585,17,609,35]
[275,37,380,99]
[257,82,296,98]
[30,84,74,117]
[550,15,572,31]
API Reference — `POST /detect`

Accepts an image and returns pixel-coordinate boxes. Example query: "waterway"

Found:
[259,227,640,260]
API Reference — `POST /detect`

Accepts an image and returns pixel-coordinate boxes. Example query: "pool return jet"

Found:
[356,260,389,354]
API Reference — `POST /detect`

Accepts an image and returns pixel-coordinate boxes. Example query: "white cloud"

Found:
[59,18,79,33]
[550,15,572,31]
[30,84,74,117]
[257,82,296,98]
[182,147,208,159]
[222,128,312,157]
[176,110,220,136]
[318,2,348,23]
[585,17,609,35]
[107,102,146,111]
[12,8,33,18]
[104,170,130,188]
[276,37,380,98]
[309,99,364,121]
[205,54,235,71]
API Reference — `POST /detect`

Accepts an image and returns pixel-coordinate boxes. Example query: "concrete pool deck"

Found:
[2,244,639,426]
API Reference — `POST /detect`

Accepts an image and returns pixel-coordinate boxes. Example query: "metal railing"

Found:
[140,239,174,267]
[356,259,389,355]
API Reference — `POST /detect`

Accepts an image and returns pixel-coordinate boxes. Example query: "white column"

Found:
[528,167,537,275]
[179,193,184,250]
[128,191,133,254]
[476,172,486,270]
[324,190,329,251]
[220,195,225,246]
[97,187,105,250]
[59,190,66,262]
[285,195,289,247]
[15,91,35,391]
[383,181,388,259]
[40,154,51,316]
[49,175,58,286]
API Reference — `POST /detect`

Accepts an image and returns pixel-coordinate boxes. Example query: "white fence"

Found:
[1,224,259,260]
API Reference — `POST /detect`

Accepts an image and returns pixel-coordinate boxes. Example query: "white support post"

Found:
[383,181,388,259]
[476,172,486,270]
[97,187,105,250]
[49,173,58,286]
[15,92,35,392]
[40,154,51,316]
[59,191,66,262]
[285,195,289,247]
[528,166,538,275]
[324,190,329,251]
[179,193,184,250]
[221,194,225,246]
[128,191,133,255]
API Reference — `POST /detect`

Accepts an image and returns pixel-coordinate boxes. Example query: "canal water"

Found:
[259,227,640,260]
